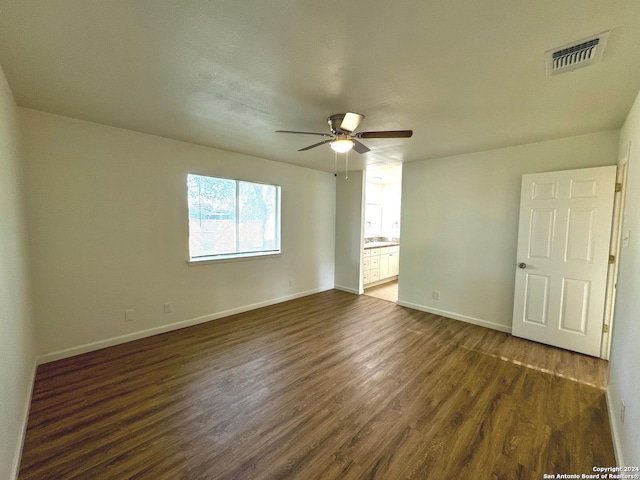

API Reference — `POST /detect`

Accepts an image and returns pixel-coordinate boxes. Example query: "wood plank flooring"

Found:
[20,290,614,479]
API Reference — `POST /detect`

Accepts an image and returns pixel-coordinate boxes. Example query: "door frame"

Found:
[601,143,631,359]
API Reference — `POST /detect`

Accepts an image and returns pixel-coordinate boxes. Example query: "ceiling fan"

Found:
[276,113,413,154]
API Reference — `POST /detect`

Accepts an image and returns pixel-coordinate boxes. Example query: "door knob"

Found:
[517,262,527,269]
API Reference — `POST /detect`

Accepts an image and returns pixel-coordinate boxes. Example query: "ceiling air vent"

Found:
[546,31,609,76]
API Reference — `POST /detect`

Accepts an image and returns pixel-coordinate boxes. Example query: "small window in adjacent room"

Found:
[187,174,281,262]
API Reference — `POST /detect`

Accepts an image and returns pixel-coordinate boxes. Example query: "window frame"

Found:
[187,173,281,264]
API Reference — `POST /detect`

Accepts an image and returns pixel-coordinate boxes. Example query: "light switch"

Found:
[623,229,631,248]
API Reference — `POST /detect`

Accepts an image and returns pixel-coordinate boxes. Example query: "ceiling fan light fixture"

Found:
[330,137,354,153]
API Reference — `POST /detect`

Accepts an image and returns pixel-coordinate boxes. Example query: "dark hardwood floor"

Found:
[20,290,614,479]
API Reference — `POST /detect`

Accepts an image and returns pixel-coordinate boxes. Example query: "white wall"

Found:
[608,89,640,466]
[334,171,365,294]
[0,67,36,479]
[381,182,402,238]
[19,109,336,360]
[364,181,383,237]
[364,181,401,238]
[398,130,619,331]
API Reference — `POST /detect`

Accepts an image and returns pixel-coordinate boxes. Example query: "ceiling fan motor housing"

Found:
[328,114,347,134]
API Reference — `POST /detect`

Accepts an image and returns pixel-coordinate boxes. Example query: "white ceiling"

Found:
[367,164,402,185]
[1,1,640,173]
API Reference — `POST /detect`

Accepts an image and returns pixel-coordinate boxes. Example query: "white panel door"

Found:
[512,166,616,357]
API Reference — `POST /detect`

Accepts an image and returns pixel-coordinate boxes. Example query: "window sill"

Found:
[187,251,281,266]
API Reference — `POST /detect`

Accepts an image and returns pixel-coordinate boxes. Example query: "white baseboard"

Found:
[606,387,624,467]
[37,287,332,364]
[334,284,362,295]
[396,300,512,334]
[11,356,37,480]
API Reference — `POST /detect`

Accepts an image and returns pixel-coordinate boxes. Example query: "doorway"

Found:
[363,164,402,303]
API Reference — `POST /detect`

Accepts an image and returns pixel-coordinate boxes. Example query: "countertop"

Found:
[364,241,400,249]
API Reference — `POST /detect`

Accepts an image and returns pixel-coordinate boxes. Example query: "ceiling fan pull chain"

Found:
[334,151,337,174]
[345,150,349,180]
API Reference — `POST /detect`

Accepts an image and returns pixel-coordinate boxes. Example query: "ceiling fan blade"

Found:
[356,130,413,139]
[299,139,332,151]
[340,112,365,133]
[276,130,332,137]
[352,139,370,154]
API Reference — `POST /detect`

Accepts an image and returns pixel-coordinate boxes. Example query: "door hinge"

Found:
[603,324,610,334]
[615,182,622,193]
[609,254,615,264]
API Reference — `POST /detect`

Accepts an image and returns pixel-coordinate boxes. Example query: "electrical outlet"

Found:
[289,279,294,287]
[432,290,440,301]
[163,302,172,314]
[621,399,626,425]
[125,309,135,322]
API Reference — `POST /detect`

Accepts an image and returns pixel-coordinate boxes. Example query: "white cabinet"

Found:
[379,246,400,279]
[370,269,380,282]
[363,245,399,286]
[363,248,379,286]
[379,254,390,278]
[388,252,399,276]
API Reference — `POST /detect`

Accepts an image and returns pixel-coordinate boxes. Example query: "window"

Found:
[187,174,281,261]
